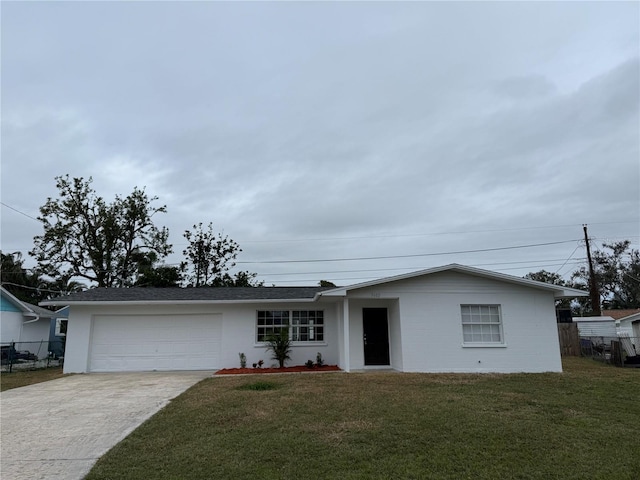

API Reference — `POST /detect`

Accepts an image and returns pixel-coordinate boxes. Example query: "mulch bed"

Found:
[216,365,341,375]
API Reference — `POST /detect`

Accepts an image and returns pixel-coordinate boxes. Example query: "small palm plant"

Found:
[266,328,292,368]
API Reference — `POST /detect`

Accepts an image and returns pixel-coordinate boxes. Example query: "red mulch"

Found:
[215,365,341,375]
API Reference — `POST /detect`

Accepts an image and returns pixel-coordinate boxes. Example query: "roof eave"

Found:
[40,298,320,307]
[317,263,589,297]
[553,289,589,299]
[2,286,55,317]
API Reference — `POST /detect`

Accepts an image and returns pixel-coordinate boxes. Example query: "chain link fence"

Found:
[1,340,65,372]
[580,335,640,367]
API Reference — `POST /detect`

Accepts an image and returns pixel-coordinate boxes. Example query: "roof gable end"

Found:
[318,264,588,299]
[1,286,55,318]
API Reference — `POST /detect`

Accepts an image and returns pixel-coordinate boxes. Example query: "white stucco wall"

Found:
[20,320,52,358]
[617,315,640,338]
[344,271,562,373]
[633,321,640,342]
[1,311,51,358]
[1,312,23,344]
[64,302,339,373]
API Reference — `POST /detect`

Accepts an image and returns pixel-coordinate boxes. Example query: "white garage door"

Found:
[89,314,222,372]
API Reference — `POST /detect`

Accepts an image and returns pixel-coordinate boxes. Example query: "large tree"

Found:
[525,240,640,315]
[133,251,183,287]
[30,175,172,288]
[182,223,260,287]
[210,271,264,287]
[1,251,85,303]
[1,251,43,303]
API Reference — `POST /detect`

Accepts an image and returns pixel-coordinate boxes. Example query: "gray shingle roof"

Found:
[42,287,332,304]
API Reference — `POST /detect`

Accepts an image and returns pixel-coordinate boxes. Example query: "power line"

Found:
[555,244,581,275]
[0,202,41,222]
[0,282,71,294]
[257,258,587,277]
[259,261,588,284]
[14,239,584,271]
[238,239,582,264]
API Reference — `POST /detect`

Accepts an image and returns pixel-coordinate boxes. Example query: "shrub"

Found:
[316,352,324,367]
[239,352,247,368]
[266,329,292,368]
[305,360,315,369]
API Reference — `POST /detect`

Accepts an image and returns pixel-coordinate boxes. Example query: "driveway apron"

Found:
[1,371,211,480]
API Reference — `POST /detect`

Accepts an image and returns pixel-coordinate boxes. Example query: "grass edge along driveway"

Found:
[0,367,65,391]
[86,358,640,480]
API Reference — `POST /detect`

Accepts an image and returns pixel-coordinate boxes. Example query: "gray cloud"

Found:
[2,1,638,285]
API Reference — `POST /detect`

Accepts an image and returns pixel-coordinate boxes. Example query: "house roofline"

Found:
[316,263,588,299]
[1,286,56,318]
[616,312,640,323]
[40,298,323,307]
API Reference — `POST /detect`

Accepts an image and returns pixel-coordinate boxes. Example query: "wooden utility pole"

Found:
[583,224,601,315]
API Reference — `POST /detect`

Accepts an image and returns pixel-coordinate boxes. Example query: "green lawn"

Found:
[87,358,639,480]
[0,367,65,392]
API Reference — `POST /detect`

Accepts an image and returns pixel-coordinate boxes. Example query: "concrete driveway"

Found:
[0,371,211,480]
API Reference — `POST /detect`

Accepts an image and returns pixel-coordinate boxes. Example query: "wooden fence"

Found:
[557,323,580,356]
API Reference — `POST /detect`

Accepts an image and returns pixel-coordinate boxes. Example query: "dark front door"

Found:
[363,308,390,366]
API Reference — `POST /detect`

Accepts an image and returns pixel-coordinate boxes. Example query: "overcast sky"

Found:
[2,1,639,287]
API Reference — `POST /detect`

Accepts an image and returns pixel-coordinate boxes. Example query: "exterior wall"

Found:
[20,320,52,358]
[335,301,346,368]
[1,311,23,344]
[345,271,562,373]
[1,295,24,344]
[64,302,339,373]
[633,321,640,342]
[573,317,617,338]
[0,309,51,358]
[617,314,640,337]
[388,300,403,371]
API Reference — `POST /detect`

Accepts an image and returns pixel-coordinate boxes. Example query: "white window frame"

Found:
[256,311,289,343]
[291,310,323,342]
[256,310,324,343]
[55,318,68,337]
[461,305,504,345]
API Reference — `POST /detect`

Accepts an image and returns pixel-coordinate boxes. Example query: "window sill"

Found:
[254,342,328,348]
[461,343,508,348]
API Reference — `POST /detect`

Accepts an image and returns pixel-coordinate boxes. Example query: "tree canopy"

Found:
[1,251,44,304]
[571,240,640,311]
[1,251,85,304]
[30,175,172,288]
[526,240,640,314]
[182,222,262,287]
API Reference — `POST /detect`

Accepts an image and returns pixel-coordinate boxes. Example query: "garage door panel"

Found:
[89,314,222,372]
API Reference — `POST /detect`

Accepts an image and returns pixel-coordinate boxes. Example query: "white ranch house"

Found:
[42,264,587,374]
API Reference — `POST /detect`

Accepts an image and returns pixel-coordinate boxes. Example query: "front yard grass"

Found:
[0,367,65,392]
[87,357,639,480]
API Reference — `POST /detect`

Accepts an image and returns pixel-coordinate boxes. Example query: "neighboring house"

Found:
[48,306,69,358]
[602,309,640,338]
[572,316,618,341]
[1,286,56,359]
[41,264,587,375]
